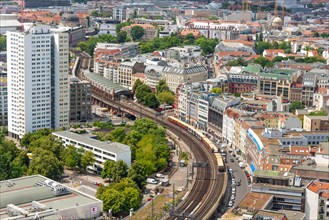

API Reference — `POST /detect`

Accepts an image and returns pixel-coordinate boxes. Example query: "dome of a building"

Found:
[272,17,283,29]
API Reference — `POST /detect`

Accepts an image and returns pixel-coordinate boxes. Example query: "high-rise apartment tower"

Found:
[7,25,69,139]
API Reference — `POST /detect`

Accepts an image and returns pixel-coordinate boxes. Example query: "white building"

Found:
[53,131,131,173]
[7,25,69,139]
[222,110,236,145]
[0,14,21,34]
[305,181,329,220]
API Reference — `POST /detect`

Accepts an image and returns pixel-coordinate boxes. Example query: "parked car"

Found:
[147,178,158,184]
[230,158,234,162]
[228,168,233,173]
[155,173,165,178]
[228,201,234,207]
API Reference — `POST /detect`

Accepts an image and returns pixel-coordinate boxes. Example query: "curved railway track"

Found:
[91,93,227,219]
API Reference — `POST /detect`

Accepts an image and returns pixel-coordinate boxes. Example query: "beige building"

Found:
[131,73,145,89]
[118,61,145,89]
[303,115,329,131]
[122,24,158,41]
[162,66,208,92]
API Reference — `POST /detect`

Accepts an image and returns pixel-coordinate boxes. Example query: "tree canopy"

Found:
[289,101,305,113]
[130,26,145,41]
[96,178,141,214]
[101,160,128,183]
[253,56,274,67]
[309,109,328,116]
[77,34,118,55]
[0,35,6,51]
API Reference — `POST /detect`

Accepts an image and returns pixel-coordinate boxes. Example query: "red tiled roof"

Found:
[307,181,329,193]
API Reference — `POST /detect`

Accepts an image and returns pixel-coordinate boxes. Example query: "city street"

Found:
[226,153,251,206]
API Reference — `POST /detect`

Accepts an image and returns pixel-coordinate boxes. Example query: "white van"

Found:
[238,162,245,168]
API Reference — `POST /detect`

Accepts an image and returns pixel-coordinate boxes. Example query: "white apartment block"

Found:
[53,131,131,173]
[7,25,69,139]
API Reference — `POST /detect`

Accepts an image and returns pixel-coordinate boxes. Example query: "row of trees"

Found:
[96,118,170,214]
[140,34,218,55]
[0,128,95,181]
[77,34,117,55]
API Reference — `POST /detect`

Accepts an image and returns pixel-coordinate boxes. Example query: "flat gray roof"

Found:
[0,175,101,218]
[84,72,129,93]
[53,131,130,154]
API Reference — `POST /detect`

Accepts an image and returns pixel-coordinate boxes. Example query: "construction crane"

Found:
[257,0,262,20]
[242,0,245,11]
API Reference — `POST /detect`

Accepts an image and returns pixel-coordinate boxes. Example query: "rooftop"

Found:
[307,180,329,193]
[253,170,292,179]
[84,72,129,93]
[238,192,273,211]
[52,131,130,154]
[0,175,101,218]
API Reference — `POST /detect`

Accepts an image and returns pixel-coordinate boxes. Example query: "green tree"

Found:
[0,35,6,51]
[101,160,128,182]
[28,148,63,180]
[135,84,152,103]
[157,91,174,105]
[144,93,160,108]
[133,79,144,94]
[0,140,27,180]
[156,79,170,93]
[91,10,99,17]
[226,57,248,66]
[184,33,195,45]
[80,150,95,171]
[123,130,142,160]
[195,36,218,55]
[101,160,115,182]
[211,87,222,94]
[100,188,127,214]
[97,178,141,214]
[112,160,128,182]
[117,31,127,43]
[116,22,131,33]
[130,26,145,41]
[253,56,274,67]
[128,161,148,189]
[123,187,141,210]
[104,127,126,142]
[61,145,81,169]
[289,101,305,113]
[132,118,158,136]
[309,109,328,116]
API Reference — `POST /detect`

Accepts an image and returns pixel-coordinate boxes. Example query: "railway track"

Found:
[91,94,226,219]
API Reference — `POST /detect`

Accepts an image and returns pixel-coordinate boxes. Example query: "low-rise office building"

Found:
[53,131,131,173]
[0,175,102,220]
